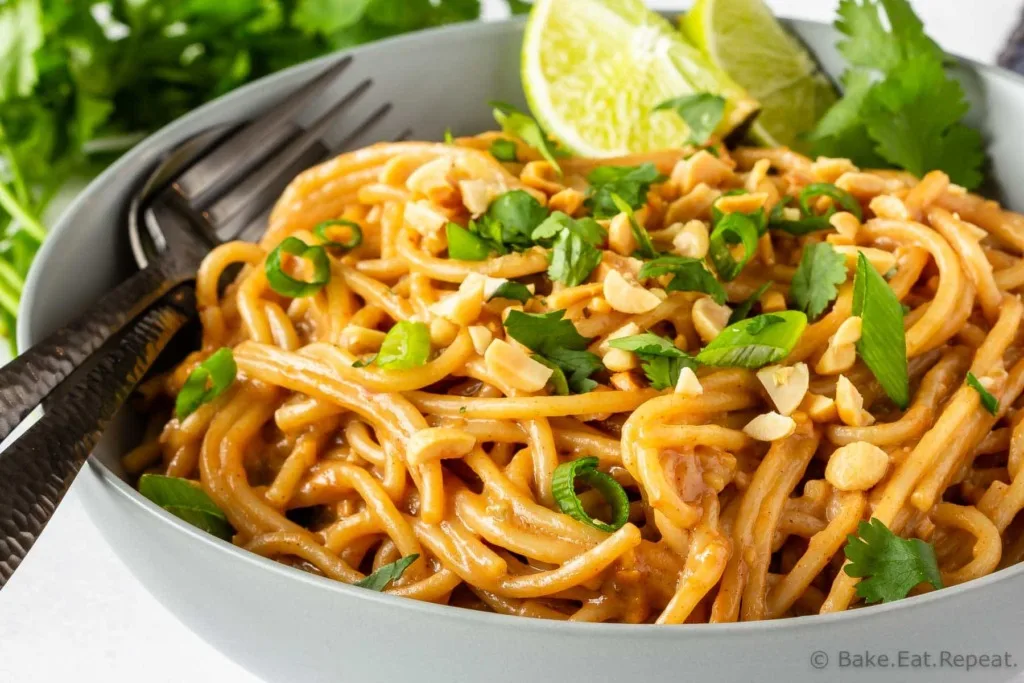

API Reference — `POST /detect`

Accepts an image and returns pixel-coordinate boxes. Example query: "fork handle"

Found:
[0,284,196,587]
[0,255,194,445]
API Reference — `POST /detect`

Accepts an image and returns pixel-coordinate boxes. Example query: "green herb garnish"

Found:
[376,321,431,370]
[696,311,807,369]
[489,138,518,162]
[446,222,496,261]
[638,255,726,304]
[843,518,943,604]
[491,101,562,174]
[966,372,998,415]
[488,280,533,303]
[584,163,664,218]
[532,212,606,286]
[653,93,727,145]
[790,242,848,320]
[138,474,233,540]
[608,333,697,390]
[708,211,760,281]
[809,0,984,188]
[354,554,419,591]
[610,193,658,259]
[852,252,909,408]
[728,281,774,325]
[504,310,602,394]
[551,457,629,532]
[175,348,236,420]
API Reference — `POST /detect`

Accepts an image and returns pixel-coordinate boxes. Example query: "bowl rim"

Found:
[18,14,1024,634]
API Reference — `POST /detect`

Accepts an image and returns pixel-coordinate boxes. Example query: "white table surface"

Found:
[1,2,1020,682]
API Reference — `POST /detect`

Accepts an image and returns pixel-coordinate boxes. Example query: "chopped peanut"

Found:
[743,412,797,442]
[816,316,862,375]
[548,188,585,216]
[674,366,703,397]
[597,322,642,355]
[610,372,643,391]
[406,157,454,198]
[484,339,553,392]
[869,194,909,221]
[825,441,890,491]
[407,427,476,468]
[603,270,662,314]
[609,212,639,256]
[832,245,897,275]
[812,157,858,184]
[672,151,733,194]
[692,296,732,344]
[835,375,874,427]
[603,348,638,373]
[756,363,809,416]
[468,325,493,355]
[672,220,710,259]
[404,200,449,236]
[802,393,838,423]
[829,211,860,244]
[761,290,787,313]
[429,275,484,326]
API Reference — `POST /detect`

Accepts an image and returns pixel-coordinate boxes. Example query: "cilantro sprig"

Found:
[585,163,664,218]
[491,101,564,174]
[843,518,943,604]
[653,94,727,145]
[790,242,848,320]
[503,310,602,394]
[638,255,726,304]
[809,0,985,188]
[608,333,697,390]
[532,212,606,287]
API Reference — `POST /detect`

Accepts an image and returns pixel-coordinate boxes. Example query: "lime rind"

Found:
[522,0,759,157]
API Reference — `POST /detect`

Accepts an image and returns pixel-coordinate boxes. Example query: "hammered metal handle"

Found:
[0,285,196,586]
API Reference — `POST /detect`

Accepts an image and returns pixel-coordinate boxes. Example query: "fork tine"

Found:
[205,79,376,233]
[173,56,354,207]
[229,122,410,245]
[331,103,394,152]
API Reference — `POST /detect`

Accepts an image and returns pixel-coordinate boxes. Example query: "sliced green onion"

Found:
[444,128,454,144]
[853,252,909,409]
[696,311,807,369]
[138,474,233,540]
[489,138,518,162]
[708,211,760,281]
[175,348,236,419]
[354,554,419,591]
[800,183,862,220]
[728,281,774,325]
[551,457,629,532]
[265,237,331,297]
[966,372,999,415]
[314,219,363,251]
[446,222,493,261]
[377,321,431,370]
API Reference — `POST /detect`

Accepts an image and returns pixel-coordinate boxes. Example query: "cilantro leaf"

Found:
[491,101,562,174]
[489,138,517,162]
[608,333,686,357]
[504,310,602,393]
[504,309,591,355]
[728,281,773,325]
[790,243,848,320]
[843,518,943,604]
[836,0,942,73]
[653,94,726,145]
[488,280,533,303]
[532,212,606,286]
[966,372,999,415]
[609,333,696,390]
[585,163,664,219]
[532,355,569,395]
[354,553,419,591]
[482,189,549,251]
[639,255,726,304]
[853,252,910,409]
[862,56,983,188]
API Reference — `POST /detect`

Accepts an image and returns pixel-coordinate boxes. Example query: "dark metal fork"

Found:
[0,56,403,585]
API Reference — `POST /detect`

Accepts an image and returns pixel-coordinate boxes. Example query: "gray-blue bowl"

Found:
[19,16,1024,683]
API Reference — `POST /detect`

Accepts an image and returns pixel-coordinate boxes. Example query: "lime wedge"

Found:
[521,0,760,157]
[682,0,837,149]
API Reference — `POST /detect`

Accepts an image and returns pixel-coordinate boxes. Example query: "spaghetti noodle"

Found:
[126,133,1024,623]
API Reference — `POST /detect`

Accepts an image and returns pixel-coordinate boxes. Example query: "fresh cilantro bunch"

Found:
[809,0,984,188]
[0,0,528,351]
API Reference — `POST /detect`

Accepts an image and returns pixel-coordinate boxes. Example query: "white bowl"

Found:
[19,16,1024,683]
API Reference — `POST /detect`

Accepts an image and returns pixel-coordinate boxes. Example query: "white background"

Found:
[1,1,1021,682]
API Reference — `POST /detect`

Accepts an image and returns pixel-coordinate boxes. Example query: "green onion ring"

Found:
[265,236,331,297]
[799,183,863,221]
[175,347,237,419]
[551,457,629,532]
[314,219,363,251]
